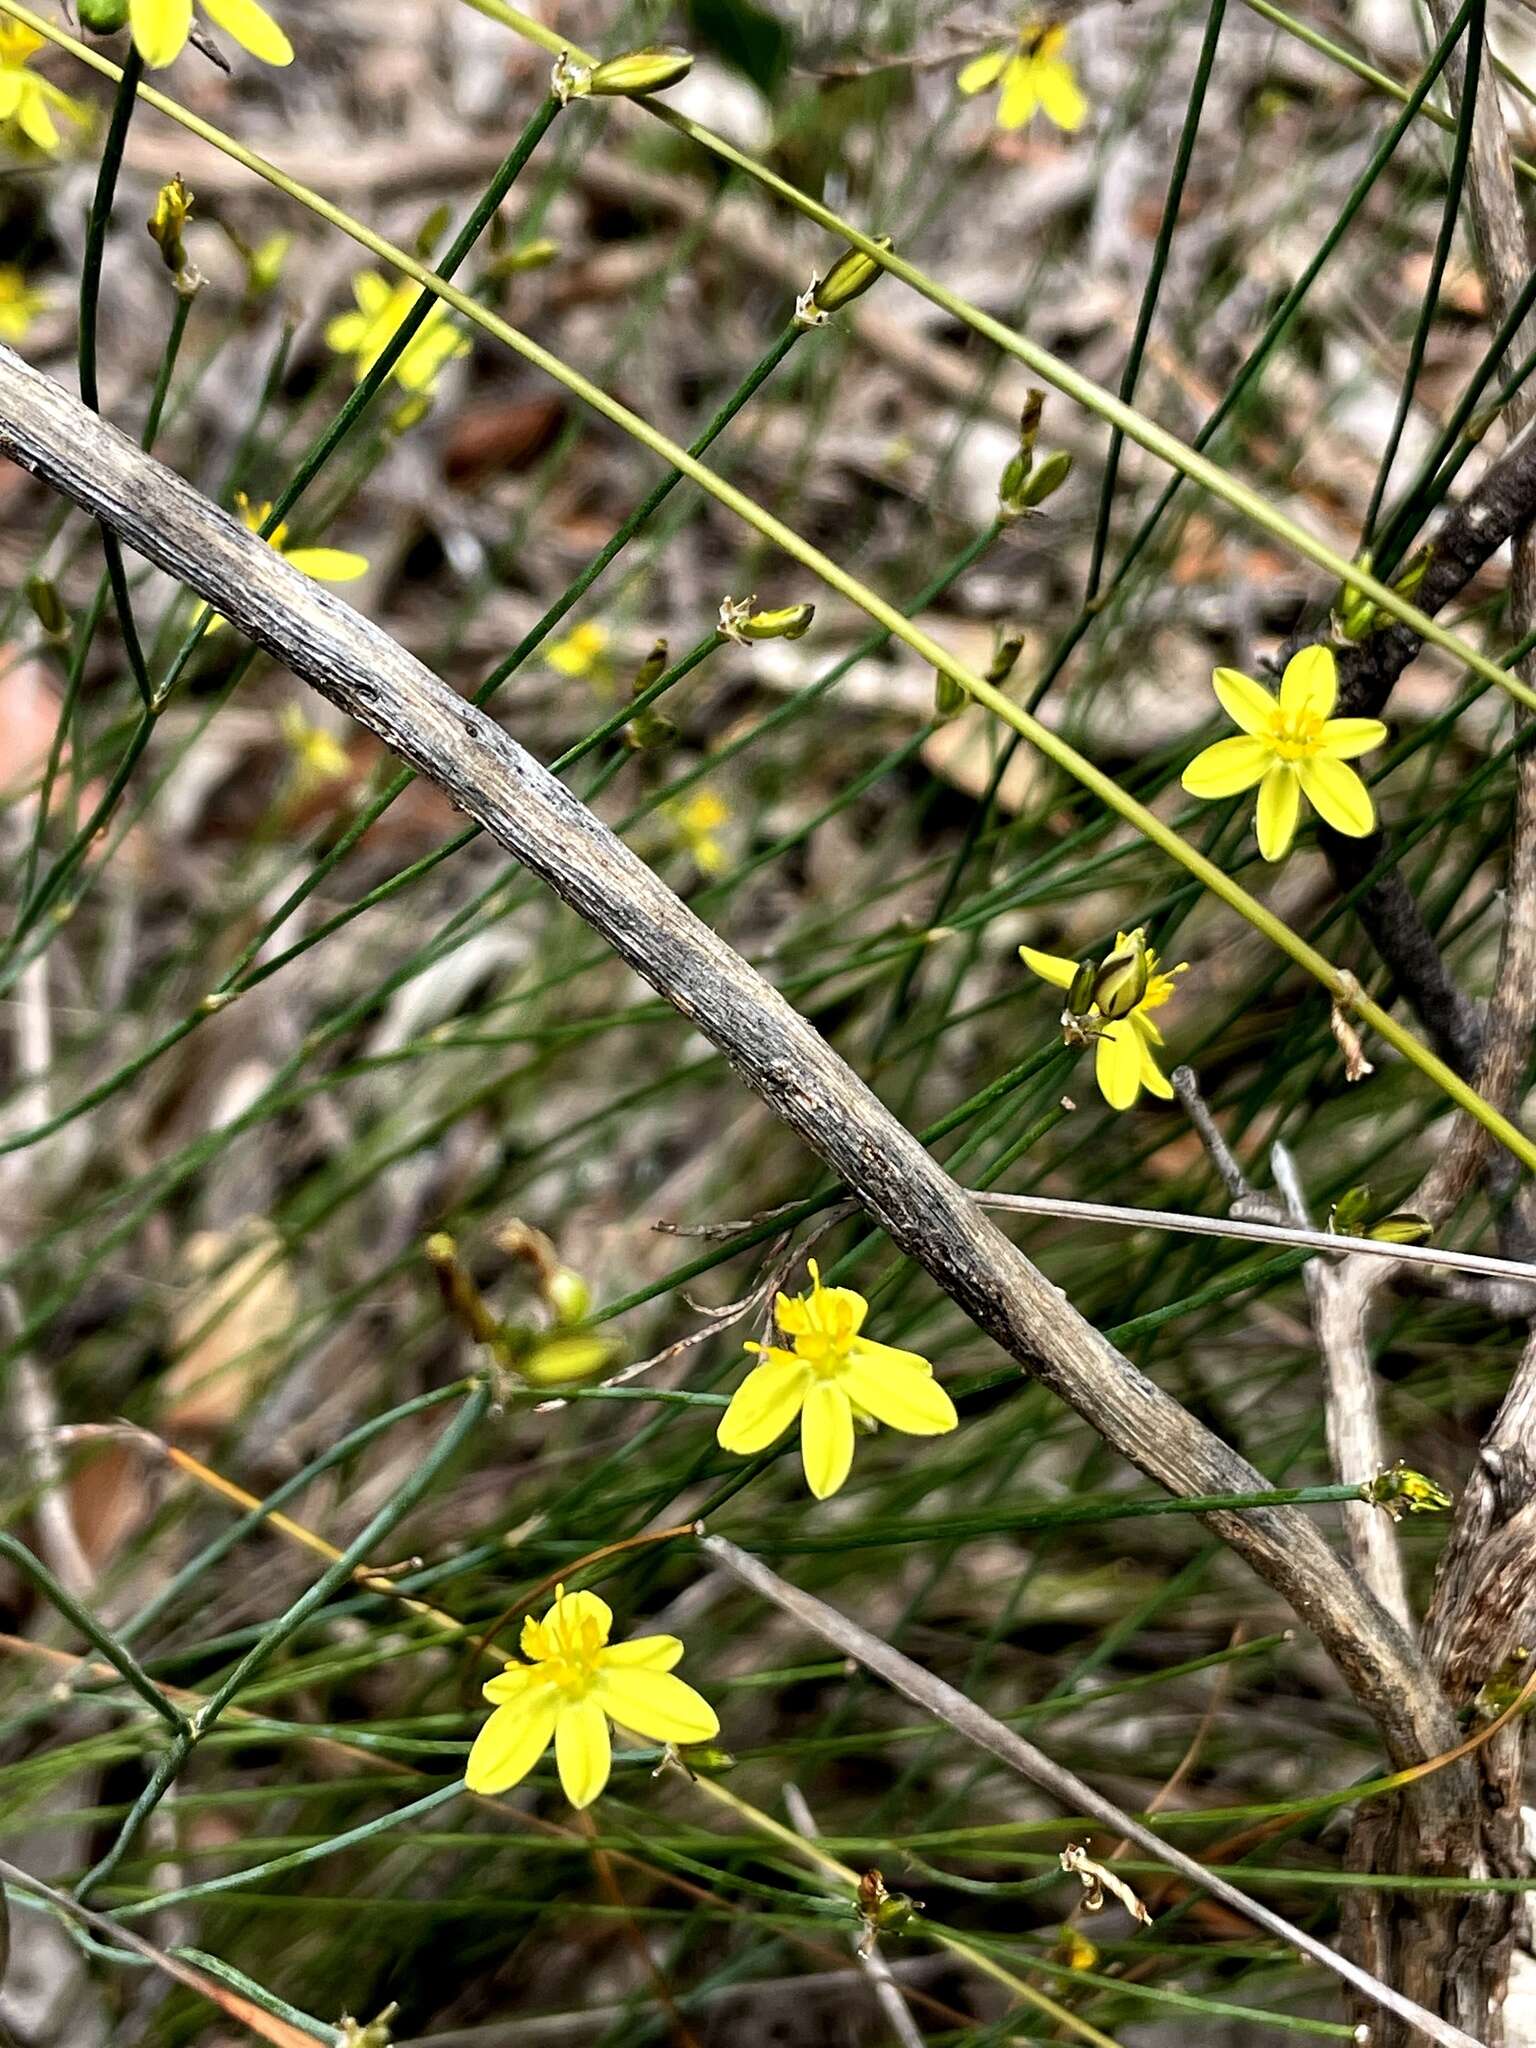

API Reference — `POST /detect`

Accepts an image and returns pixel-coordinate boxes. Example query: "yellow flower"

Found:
[666,790,730,875]
[717,1261,958,1500]
[958,22,1086,132]
[0,25,89,151]
[324,272,470,399]
[1019,928,1187,1111]
[204,495,368,633]
[129,0,292,70]
[1180,646,1388,862]
[279,703,350,796]
[0,266,49,342]
[547,622,612,679]
[465,1585,719,1809]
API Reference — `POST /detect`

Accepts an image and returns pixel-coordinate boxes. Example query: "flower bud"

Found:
[985,628,1024,687]
[520,1329,620,1386]
[147,176,193,281]
[1367,1211,1433,1246]
[1335,555,1377,642]
[1066,958,1097,1018]
[933,669,967,723]
[79,0,130,28]
[718,596,814,644]
[1017,389,1045,464]
[1091,928,1149,1020]
[809,235,892,320]
[1018,448,1072,509]
[545,1265,591,1325]
[589,46,694,97]
[26,575,67,639]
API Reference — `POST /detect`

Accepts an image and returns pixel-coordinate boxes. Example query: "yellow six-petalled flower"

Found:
[958,22,1086,132]
[1181,646,1388,861]
[465,1586,719,1810]
[1019,929,1187,1111]
[717,1261,958,1500]
[0,25,89,151]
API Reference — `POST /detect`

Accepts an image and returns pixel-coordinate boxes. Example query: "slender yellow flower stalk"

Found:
[0,24,88,149]
[1181,645,1388,861]
[1019,927,1187,1110]
[959,21,1086,132]
[128,0,291,70]
[717,1261,958,1499]
[465,1585,718,1808]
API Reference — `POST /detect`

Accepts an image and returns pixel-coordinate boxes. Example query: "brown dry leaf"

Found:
[161,1223,298,1434]
[445,395,566,483]
[922,705,1041,813]
[1401,249,1486,316]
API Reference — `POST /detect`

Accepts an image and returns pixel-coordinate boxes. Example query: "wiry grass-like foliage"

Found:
[3,0,1536,2042]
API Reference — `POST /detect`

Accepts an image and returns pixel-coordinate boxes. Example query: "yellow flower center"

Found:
[527,1599,607,1697]
[1269,706,1327,762]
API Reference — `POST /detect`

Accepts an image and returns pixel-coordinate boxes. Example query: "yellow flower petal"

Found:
[131,0,194,68]
[323,312,369,356]
[464,1694,558,1796]
[595,1667,720,1745]
[1299,754,1375,836]
[717,1356,809,1454]
[847,1335,934,1378]
[1181,734,1272,798]
[1255,760,1300,860]
[15,83,58,151]
[1136,1033,1174,1099]
[1094,1021,1142,1110]
[802,1278,866,1343]
[800,1380,854,1499]
[548,1587,613,1646]
[772,1290,813,1338]
[281,546,369,583]
[0,74,22,122]
[601,1634,683,1672]
[996,54,1040,128]
[1320,717,1388,760]
[554,1696,611,1808]
[840,1352,958,1435]
[1018,943,1079,990]
[1037,59,1086,131]
[482,1663,542,1706]
[203,0,293,63]
[1212,667,1278,737]
[354,272,395,318]
[1279,643,1337,722]
[958,47,1008,93]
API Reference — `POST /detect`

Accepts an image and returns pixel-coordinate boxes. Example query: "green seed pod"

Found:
[78,0,130,29]
[1335,554,1377,642]
[933,669,967,723]
[26,574,67,639]
[1394,548,1431,600]
[998,451,1031,519]
[1367,1211,1433,1246]
[1066,958,1097,1018]
[520,1329,621,1387]
[1019,448,1073,508]
[1091,928,1149,1020]
[812,235,893,317]
[588,46,694,97]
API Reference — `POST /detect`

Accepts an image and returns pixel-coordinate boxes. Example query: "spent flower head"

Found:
[717,1260,958,1499]
[325,271,470,400]
[959,20,1086,132]
[129,0,293,69]
[1181,646,1388,861]
[465,1585,718,1808]
[1019,926,1186,1110]
[0,25,89,152]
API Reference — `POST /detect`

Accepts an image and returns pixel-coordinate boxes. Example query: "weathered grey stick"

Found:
[0,345,1461,1797]
[700,1535,1479,2047]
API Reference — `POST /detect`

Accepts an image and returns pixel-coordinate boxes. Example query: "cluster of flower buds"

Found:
[552,45,693,105]
[425,1225,618,1394]
[625,639,677,751]
[1327,1184,1432,1245]
[1334,547,1431,643]
[999,389,1072,520]
[794,236,893,330]
[855,1869,922,1954]
[147,176,202,298]
[934,624,1023,723]
[717,595,815,645]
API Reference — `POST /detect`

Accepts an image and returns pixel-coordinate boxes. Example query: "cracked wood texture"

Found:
[0,340,1476,1918]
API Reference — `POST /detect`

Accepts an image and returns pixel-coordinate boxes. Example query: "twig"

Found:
[699,1535,1482,2048]
[782,1785,927,2048]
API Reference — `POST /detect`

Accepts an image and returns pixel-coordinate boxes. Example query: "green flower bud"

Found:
[25,575,67,639]
[631,639,669,698]
[998,451,1031,518]
[588,46,694,97]
[545,1265,591,1324]
[1328,1185,1375,1236]
[985,629,1025,686]
[1019,448,1072,509]
[933,669,967,723]
[811,235,892,317]
[147,176,193,280]
[1066,958,1097,1018]
[78,0,130,29]
[719,596,815,643]
[1335,554,1377,642]
[1091,928,1149,1020]
[1368,1211,1433,1246]
[520,1329,621,1387]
